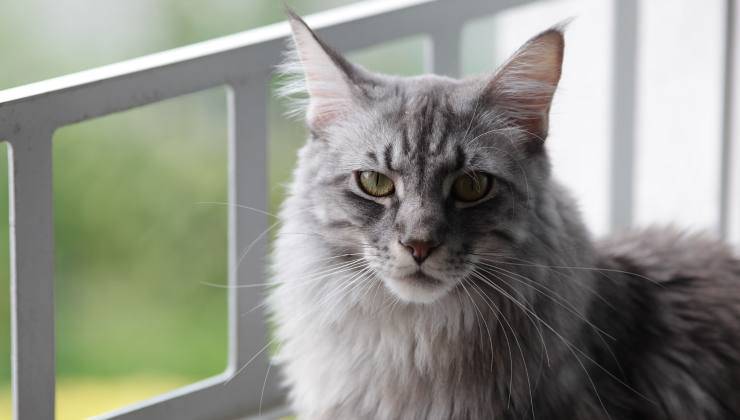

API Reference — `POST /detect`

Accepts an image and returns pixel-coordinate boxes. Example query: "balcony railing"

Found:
[0,0,737,419]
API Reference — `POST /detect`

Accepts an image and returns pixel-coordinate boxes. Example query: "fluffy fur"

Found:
[268,13,740,420]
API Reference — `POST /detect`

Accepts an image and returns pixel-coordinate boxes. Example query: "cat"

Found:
[268,11,740,420]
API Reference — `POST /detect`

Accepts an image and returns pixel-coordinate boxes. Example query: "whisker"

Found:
[203,253,367,290]
[225,338,275,384]
[467,274,536,419]
[234,219,283,272]
[471,269,551,367]
[464,277,515,408]
[239,260,371,316]
[459,280,495,373]
[473,252,661,286]
[195,201,278,219]
[475,262,615,341]
[472,252,621,309]
[259,360,272,416]
[471,271,609,420]
[472,269,656,408]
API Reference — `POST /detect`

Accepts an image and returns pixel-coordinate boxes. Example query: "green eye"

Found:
[358,171,395,197]
[452,172,493,202]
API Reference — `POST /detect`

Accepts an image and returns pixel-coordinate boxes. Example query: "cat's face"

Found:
[298,81,537,304]
[283,13,563,304]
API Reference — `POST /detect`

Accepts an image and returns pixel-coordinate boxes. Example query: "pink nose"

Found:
[400,240,438,264]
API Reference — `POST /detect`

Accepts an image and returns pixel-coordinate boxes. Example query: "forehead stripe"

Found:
[384,143,394,170]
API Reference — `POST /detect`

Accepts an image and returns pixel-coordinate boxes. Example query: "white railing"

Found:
[0,0,736,419]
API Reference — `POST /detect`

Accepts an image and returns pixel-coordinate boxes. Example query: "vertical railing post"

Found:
[226,74,281,411]
[610,0,639,231]
[8,128,56,420]
[428,25,462,77]
[721,0,740,244]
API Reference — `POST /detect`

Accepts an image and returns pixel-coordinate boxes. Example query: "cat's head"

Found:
[281,12,564,304]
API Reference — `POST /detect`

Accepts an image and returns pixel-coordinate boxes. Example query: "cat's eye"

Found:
[452,172,493,202]
[357,171,395,197]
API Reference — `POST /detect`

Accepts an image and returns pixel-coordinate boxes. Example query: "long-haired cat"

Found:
[269,12,740,420]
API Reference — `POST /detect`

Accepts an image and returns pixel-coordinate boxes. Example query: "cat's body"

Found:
[269,13,740,420]
[589,229,740,420]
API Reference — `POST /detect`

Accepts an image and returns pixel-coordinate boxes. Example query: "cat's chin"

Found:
[383,271,453,304]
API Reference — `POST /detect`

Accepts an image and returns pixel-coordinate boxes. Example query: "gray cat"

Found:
[268,12,740,420]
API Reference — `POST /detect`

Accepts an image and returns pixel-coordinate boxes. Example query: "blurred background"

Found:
[0,0,731,418]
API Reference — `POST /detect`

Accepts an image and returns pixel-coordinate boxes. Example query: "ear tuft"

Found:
[277,11,358,130]
[486,26,566,141]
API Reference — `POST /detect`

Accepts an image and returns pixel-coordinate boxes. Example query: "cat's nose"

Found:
[400,240,439,264]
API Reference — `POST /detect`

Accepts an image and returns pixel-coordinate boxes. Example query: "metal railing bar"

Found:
[242,404,293,420]
[93,373,230,419]
[0,0,538,139]
[720,0,739,242]
[0,0,437,107]
[93,373,277,420]
[227,78,283,409]
[8,129,56,420]
[609,0,639,231]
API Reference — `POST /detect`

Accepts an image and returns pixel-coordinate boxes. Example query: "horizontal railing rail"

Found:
[0,0,542,134]
[3,0,736,419]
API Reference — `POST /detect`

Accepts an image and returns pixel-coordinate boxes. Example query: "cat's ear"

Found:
[281,11,362,130]
[485,27,565,142]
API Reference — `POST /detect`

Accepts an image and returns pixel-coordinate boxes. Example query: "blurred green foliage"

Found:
[52,89,230,379]
[0,0,428,416]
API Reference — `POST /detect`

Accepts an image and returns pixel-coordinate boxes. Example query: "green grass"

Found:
[51,89,230,380]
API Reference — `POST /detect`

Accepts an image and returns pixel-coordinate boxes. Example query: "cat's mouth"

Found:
[384,269,452,304]
[399,270,442,286]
